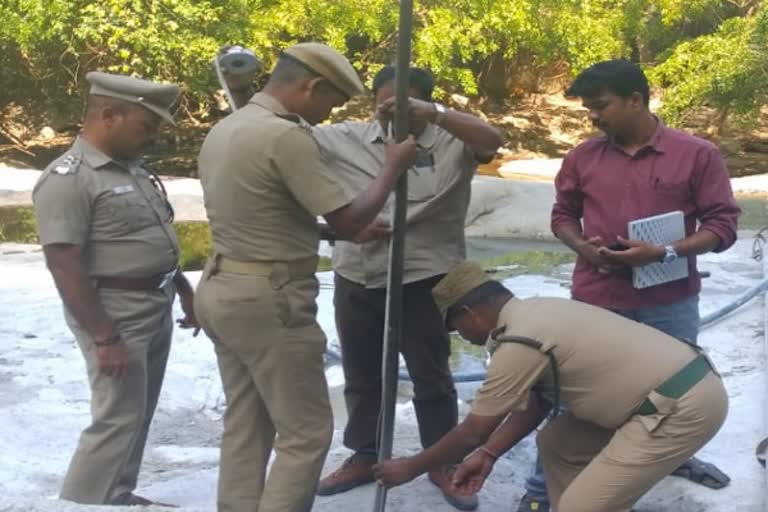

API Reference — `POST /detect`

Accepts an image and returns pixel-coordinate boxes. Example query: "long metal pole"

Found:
[373,1,413,511]
[213,56,238,112]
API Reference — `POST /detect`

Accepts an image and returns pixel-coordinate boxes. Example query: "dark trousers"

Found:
[334,273,458,453]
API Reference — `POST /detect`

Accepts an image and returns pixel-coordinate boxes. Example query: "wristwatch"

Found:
[660,245,679,264]
[433,102,447,125]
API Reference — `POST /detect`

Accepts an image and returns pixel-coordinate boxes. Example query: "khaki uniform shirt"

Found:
[472,297,702,429]
[313,121,477,288]
[32,137,179,277]
[198,93,351,262]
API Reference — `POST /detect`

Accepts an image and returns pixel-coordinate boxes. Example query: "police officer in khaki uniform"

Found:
[33,72,199,506]
[312,66,502,511]
[195,43,417,512]
[373,261,728,512]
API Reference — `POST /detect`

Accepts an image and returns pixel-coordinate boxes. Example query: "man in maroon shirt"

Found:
[517,59,739,512]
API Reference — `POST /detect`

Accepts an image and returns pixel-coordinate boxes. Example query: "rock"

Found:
[466,177,556,240]
[450,93,470,108]
[38,127,56,140]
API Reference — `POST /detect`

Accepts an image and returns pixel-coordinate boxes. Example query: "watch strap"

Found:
[433,103,447,125]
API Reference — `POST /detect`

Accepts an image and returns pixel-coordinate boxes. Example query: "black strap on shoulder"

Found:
[495,335,560,418]
[144,165,175,223]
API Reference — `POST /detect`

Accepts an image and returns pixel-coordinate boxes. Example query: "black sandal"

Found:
[756,437,767,468]
[671,456,730,489]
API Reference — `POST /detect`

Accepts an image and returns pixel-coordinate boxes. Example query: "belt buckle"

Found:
[158,267,178,289]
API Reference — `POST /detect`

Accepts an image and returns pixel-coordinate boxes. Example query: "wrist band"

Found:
[433,102,447,125]
[479,446,499,461]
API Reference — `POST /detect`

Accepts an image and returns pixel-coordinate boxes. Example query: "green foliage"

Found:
[733,197,768,230]
[649,3,768,125]
[0,0,766,125]
[479,250,575,276]
[0,209,333,273]
[317,256,333,272]
[173,221,212,271]
[0,0,252,120]
[449,332,486,371]
[0,207,220,268]
[171,221,332,272]
[0,205,38,243]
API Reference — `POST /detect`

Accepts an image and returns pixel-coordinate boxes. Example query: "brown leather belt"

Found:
[94,268,178,291]
[214,255,317,279]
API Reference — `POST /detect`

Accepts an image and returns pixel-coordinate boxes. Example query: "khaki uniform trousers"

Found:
[60,285,174,504]
[195,257,332,512]
[538,372,728,512]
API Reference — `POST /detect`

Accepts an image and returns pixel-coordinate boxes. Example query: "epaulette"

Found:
[50,152,82,175]
[33,150,83,195]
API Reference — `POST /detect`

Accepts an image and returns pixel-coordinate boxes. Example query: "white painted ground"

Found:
[0,164,765,510]
[0,236,764,512]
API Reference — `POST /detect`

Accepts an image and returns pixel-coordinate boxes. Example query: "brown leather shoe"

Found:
[111,493,179,507]
[316,453,377,496]
[428,466,479,511]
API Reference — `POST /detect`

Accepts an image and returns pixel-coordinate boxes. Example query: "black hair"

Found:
[566,59,650,106]
[372,65,435,101]
[446,280,512,328]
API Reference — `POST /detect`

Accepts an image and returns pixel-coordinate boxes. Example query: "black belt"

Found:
[94,268,178,291]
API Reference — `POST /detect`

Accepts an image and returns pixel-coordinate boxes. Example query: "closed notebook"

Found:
[628,210,688,289]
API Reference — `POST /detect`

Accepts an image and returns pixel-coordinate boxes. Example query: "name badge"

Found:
[111,185,135,195]
[411,150,435,176]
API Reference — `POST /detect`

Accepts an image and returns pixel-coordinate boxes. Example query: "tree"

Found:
[650,2,768,127]
[0,0,765,131]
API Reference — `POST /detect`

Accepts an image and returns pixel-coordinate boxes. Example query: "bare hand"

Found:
[385,135,417,173]
[96,342,129,378]
[597,236,665,268]
[451,450,495,496]
[377,97,439,125]
[372,458,419,488]
[578,236,624,274]
[176,289,201,336]
[352,218,391,243]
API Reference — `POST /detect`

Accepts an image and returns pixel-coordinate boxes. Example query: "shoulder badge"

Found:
[51,153,81,175]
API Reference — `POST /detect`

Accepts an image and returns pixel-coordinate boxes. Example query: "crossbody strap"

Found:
[494,335,560,418]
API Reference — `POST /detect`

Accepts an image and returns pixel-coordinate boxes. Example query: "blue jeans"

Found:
[523,295,701,501]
